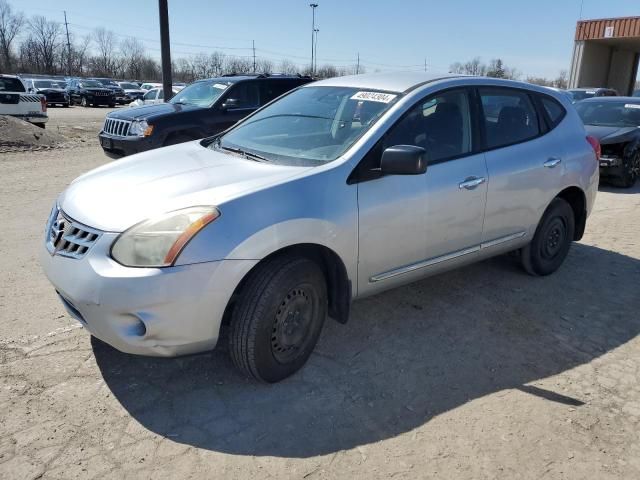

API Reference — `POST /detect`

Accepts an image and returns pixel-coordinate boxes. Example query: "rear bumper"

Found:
[98,132,159,157]
[10,113,48,124]
[39,234,258,357]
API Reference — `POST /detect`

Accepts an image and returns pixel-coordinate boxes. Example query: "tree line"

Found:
[449,57,569,89]
[0,1,363,81]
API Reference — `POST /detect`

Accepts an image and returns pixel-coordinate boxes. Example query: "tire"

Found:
[109,103,116,108]
[163,133,195,146]
[610,152,639,188]
[63,103,69,108]
[81,96,88,107]
[521,198,575,276]
[229,256,327,383]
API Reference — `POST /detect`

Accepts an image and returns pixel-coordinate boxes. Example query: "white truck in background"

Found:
[0,74,48,128]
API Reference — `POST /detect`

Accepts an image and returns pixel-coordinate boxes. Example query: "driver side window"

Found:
[144,89,157,101]
[384,89,473,163]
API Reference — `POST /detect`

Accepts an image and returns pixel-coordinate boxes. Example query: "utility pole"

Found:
[309,3,318,76]
[424,58,427,72]
[63,11,72,75]
[252,40,256,72]
[356,53,360,74]
[158,0,173,101]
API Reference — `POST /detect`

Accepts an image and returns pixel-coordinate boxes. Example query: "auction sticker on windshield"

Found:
[213,83,229,90]
[624,104,640,109]
[351,91,397,103]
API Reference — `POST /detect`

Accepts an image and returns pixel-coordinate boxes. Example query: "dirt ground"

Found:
[1,106,640,479]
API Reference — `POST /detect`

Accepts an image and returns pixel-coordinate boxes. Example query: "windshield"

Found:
[569,90,596,101]
[169,80,230,107]
[119,82,139,89]
[34,80,64,89]
[214,86,400,166]
[575,101,640,127]
[80,80,103,88]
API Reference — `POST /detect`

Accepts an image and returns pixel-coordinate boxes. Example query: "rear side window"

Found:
[0,77,25,92]
[226,82,260,109]
[540,96,566,128]
[261,80,299,104]
[479,88,540,149]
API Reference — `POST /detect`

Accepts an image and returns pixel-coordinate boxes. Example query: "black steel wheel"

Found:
[229,256,327,383]
[612,152,640,188]
[521,198,575,276]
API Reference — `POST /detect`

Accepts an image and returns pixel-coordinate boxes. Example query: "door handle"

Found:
[544,157,562,168]
[458,176,486,190]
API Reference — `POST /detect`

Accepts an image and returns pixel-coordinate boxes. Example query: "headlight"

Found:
[129,119,154,137]
[111,206,220,267]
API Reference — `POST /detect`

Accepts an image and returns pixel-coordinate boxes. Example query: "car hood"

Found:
[59,141,311,231]
[108,102,203,120]
[123,89,144,94]
[37,88,66,93]
[584,125,640,144]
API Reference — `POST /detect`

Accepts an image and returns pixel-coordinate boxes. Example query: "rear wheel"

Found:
[81,96,88,107]
[521,198,575,276]
[611,152,640,188]
[229,256,327,383]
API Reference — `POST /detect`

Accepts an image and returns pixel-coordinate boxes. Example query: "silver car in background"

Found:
[40,73,600,382]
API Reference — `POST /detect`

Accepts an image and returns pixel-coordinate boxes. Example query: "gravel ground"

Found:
[1,107,640,479]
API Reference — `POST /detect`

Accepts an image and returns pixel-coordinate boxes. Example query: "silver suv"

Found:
[41,73,599,382]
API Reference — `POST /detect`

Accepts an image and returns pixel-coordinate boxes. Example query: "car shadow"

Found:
[93,243,640,458]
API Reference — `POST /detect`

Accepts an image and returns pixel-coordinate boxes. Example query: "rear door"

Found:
[356,88,488,295]
[478,87,566,249]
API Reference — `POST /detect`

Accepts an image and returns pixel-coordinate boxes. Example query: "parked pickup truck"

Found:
[0,74,48,127]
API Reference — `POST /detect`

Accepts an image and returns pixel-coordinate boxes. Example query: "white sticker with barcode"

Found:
[351,91,397,103]
[624,103,640,109]
[213,83,228,89]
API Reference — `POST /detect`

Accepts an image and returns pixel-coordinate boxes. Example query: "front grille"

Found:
[46,208,102,259]
[19,94,42,102]
[103,117,132,136]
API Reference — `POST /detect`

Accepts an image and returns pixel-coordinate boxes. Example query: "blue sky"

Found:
[10,0,640,78]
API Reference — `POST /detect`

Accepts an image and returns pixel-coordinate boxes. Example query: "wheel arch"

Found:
[223,243,352,327]
[555,186,587,241]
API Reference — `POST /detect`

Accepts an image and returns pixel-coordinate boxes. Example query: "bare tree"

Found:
[255,58,273,74]
[27,15,62,73]
[278,59,298,74]
[0,0,24,71]
[225,56,252,74]
[553,70,568,89]
[91,27,117,76]
[120,37,145,79]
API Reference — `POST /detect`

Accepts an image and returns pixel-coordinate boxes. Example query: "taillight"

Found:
[40,96,47,113]
[586,135,600,160]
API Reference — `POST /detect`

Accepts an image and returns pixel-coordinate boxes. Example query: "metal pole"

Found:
[314,28,319,73]
[158,0,173,101]
[356,53,359,74]
[310,3,318,76]
[252,40,256,72]
[63,11,72,75]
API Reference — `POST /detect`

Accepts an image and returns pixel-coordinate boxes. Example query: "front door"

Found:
[357,88,488,295]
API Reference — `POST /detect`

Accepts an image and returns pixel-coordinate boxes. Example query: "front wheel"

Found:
[521,198,575,276]
[229,256,327,383]
[611,152,639,188]
[81,96,88,107]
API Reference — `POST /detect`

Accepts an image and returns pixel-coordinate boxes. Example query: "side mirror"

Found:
[222,98,239,110]
[380,145,428,175]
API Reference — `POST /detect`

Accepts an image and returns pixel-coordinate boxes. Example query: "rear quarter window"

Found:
[0,77,25,92]
[540,95,566,129]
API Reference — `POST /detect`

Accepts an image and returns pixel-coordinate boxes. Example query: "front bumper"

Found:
[40,233,258,357]
[98,132,158,157]
[599,155,623,177]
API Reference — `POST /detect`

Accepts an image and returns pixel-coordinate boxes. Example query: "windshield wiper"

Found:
[217,141,269,162]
